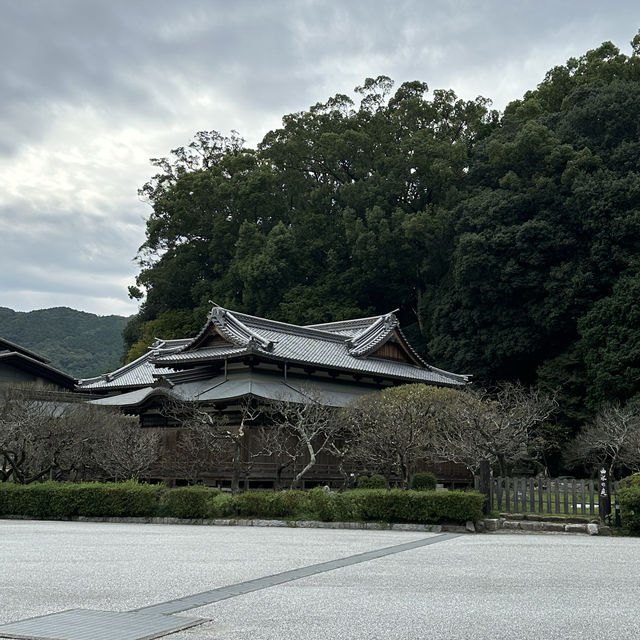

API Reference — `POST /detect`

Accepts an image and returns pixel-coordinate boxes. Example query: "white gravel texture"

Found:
[2,520,639,640]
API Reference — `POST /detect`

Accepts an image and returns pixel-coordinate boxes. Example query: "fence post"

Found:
[479,460,491,515]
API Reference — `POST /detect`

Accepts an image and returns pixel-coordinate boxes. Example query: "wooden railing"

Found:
[475,476,620,517]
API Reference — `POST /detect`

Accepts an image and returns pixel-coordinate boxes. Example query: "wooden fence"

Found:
[474,476,619,517]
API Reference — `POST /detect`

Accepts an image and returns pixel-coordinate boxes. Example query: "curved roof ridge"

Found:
[347,311,398,357]
[234,312,350,342]
[210,307,274,351]
[305,315,382,331]
[423,362,472,384]
[177,306,276,352]
[391,326,470,383]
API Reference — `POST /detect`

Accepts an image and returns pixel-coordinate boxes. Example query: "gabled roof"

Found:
[183,306,274,352]
[80,306,469,392]
[305,316,384,338]
[153,306,469,387]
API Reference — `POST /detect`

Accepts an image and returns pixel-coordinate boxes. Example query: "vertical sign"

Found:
[599,467,611,522]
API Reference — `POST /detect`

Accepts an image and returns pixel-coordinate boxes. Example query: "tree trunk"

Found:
[231,441,241,495]
[478,459,491,515]
[497,454,507,477]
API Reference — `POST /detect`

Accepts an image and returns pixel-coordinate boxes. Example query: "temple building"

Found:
[77,305,470,487]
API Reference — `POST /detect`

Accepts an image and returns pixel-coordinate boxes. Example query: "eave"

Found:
[0,352,76,389]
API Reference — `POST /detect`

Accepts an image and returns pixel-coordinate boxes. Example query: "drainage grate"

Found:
[135,532,461,615]
[0,609,204,640]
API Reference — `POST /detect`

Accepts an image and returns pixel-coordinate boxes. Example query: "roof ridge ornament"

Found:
[346,310,399,357]
[209,304,274,352]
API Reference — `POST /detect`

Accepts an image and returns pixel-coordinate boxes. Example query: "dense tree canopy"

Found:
[125,33,640,435]
[126,77,497,357]
[426,38,640,422]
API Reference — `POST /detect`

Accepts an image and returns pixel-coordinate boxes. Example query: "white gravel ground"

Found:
[1,520,639,639]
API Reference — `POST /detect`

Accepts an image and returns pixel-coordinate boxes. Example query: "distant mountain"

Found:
[0,307,130,379]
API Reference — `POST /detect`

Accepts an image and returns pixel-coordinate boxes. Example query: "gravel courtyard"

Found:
[1,520,638,640]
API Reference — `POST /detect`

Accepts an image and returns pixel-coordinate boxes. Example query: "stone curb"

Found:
[1,514,608,535]
[2,514,451,533]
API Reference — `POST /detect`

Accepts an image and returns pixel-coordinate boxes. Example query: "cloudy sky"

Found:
[1,1,639,317]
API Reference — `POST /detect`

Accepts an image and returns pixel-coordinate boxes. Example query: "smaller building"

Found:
[0,338,76,390]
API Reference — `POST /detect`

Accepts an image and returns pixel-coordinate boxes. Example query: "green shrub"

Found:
[269,490,306,518]
[0,482,484,525]
[618,487,640,535]
[303,487,337,521]
[332,489,484,524]
[0,482,78,519]
[159,486,220,519]
[332,489,368,522]
[619,473,640,489]
[232,491,275,517]
[207,493,234,518]
[412,472,437,491]
[74,481,162,517]
[357,474,387,489]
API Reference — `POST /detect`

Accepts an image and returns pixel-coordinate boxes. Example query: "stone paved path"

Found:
[0,528,457,640]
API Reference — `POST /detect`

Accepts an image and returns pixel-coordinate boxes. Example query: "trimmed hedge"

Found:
[0,481,163,519]
[332,489,483,524]
[159,486,220,519]
[0,482,484,525]
[617,487,640,535]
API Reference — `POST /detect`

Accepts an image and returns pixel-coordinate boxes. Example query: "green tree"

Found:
[125,78,496,357]
[425,35,640,428]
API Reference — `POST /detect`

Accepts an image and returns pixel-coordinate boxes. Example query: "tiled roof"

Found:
[154,307,468,386]
[305,316,382,338]
[77,338,190,390]
[90,372,370,408]
[81,307,469,391]
[345,312,400,358]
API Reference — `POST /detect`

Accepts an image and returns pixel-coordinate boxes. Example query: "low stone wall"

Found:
[476,514,610,535]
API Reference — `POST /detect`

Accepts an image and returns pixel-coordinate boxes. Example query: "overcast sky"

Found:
[1,1,639,317]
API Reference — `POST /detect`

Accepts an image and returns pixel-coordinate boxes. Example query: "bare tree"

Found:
[90,413,161,481]
[0,385,161,483]
[434,383,557,475]
[260,390,339,490]
[343,385,456,488]
[569,403,640,479]
[0,385,83,483]
[622,427,640,473]
[162,396,261,491]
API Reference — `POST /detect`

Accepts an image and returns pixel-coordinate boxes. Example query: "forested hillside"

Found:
[0,307,129,378]
[124,33,640,434]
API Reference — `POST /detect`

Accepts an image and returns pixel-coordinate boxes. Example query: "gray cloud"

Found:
[1,0,639,315]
